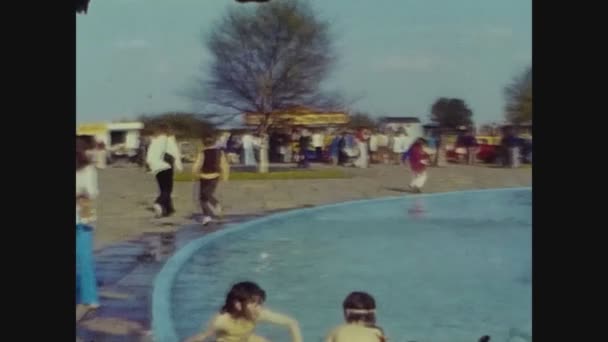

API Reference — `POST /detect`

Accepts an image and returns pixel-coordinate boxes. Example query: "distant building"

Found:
[243,107,349,129]
[378,117,424,139]
[77,121,144,156]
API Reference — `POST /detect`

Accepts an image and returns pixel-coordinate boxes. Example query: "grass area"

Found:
[174,168,351,182]
[475,163,532,169]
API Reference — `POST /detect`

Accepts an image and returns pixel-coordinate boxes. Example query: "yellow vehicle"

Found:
[475,135,502,146]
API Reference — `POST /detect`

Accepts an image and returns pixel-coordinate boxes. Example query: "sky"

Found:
[76,0,531,125]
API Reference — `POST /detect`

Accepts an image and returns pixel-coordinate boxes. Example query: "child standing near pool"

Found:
[192,134,230,226]
[408,138,430,193]
[184,281,303,342]
[324,291,387,342]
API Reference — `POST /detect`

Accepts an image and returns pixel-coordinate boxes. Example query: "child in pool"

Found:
[325,291,387,342]
[184,281,303,342]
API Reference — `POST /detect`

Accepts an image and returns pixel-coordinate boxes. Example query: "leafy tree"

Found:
[430,97,474,130]
[348,112,378,129]
[504,66,532,125]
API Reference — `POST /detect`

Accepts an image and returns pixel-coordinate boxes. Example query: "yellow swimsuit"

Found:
[214,314,266,342]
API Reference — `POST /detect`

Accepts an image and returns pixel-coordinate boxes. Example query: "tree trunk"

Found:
[258,134,270,173]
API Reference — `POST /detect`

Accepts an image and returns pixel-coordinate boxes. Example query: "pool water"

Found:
[164,188,531,342]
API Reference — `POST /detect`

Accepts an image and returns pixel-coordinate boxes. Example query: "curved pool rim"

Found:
[152,186,532,342]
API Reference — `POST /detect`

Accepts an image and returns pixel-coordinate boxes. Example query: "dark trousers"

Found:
[199,178,219,217]
[466,147,476,165]
[155,168,174,216]
[298,151,309,168]
[315,147,323,161]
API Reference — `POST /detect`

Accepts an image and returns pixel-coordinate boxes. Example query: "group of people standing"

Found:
[330,128,427,168]
[75,127,231,320]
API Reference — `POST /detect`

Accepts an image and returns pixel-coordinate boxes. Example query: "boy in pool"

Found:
[184,281,303,342]
[325,291,387,342]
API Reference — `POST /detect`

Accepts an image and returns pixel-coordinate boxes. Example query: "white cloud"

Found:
[372,54,441,72]
[114,39,149,50]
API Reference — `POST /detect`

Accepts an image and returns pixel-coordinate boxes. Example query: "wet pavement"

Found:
[76,210,298,342]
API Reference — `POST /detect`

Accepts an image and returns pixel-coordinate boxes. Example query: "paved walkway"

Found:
[93,163,531,250]
[77,163,531,341]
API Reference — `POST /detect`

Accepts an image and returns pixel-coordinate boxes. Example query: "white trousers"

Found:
[410,171,428,189]
[509,147,521,168]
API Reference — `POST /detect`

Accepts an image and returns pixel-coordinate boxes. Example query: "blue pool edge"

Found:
[151,186,532,342]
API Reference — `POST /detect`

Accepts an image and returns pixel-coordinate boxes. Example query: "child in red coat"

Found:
[408,138,430,193]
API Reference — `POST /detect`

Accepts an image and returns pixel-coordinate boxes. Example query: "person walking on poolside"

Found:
[146,124,183,217]
[408,138,430,193]
[312,129,325,162]
[192,134,230,226]
[376,129,390,164]
[391,129,409,165]
[325,291,387,342]
[500,127,521,168]
[354,129,370,168]
[241,130,257,167]
[369,130,379,163]
[185,281,303,342]
[330,132,344,166]
[298,128,311,168]
[76,138,100,318]
[463,127,479,165]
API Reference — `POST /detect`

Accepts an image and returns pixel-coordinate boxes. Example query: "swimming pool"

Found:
[153,188,531,342]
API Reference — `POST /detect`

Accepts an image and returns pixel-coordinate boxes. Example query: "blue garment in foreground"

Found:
[330,136,341,157]
[76,224,99,305]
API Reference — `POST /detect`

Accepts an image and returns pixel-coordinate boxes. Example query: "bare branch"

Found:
[186,0,340,128]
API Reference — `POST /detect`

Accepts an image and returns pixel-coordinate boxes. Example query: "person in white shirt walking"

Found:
[312,129,325,162]
[376,130,390,164]
[368,131,378,163]
[145,124,183,217]
[241,131,257,166]
[391,129,408,165]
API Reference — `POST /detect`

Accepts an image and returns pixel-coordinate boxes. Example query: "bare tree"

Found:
[504,66,532,125]
[188,0,340,172]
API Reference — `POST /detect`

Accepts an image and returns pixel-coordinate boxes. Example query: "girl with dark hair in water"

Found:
[184,281,302,342]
